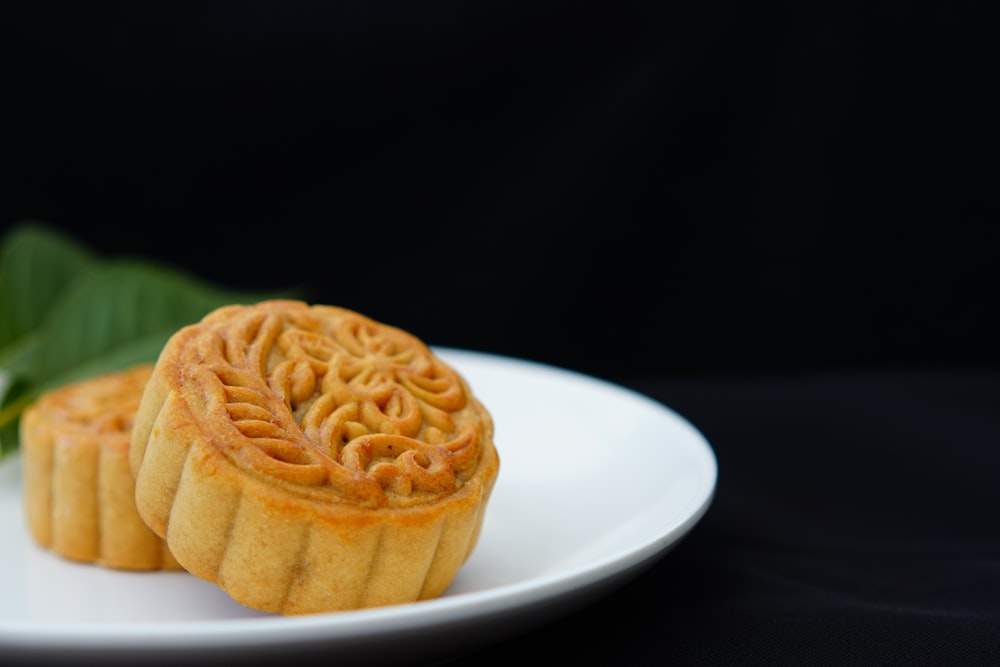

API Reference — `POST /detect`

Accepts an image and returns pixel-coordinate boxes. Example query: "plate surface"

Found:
[0,349,717,665]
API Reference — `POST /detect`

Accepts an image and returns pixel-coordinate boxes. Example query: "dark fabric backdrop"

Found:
[6,1,997,379]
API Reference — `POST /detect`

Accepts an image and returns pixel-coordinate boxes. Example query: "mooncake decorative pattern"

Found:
[130,300,499,615]
[20,364,182,570]
[210,304,480,504]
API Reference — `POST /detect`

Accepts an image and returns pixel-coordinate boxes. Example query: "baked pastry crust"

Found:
[130,300,499,614]
[21,364,181,570]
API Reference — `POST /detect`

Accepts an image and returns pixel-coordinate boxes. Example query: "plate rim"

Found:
[0,347,718,654]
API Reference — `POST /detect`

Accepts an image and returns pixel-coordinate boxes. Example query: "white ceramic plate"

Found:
[0,349,717,666]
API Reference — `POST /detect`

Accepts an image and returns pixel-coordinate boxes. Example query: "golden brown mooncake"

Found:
[20,364,182,571]
[130,300,500,615]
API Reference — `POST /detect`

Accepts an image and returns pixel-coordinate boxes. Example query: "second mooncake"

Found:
[21,363,182,571]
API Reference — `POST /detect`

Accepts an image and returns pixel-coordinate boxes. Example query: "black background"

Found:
[6,1,997,382]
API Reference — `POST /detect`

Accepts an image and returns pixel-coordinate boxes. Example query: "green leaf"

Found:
[0,371,34,457]
[0,222,98,357]
[0,333,41,379]
[0,224,299,458]
[28,258,281,385]
[32,330,174,393]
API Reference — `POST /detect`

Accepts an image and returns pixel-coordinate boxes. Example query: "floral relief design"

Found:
[193,305,483,507]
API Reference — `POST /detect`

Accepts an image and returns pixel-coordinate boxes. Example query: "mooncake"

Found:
[21,363,182,570]
[130,300,499,615]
